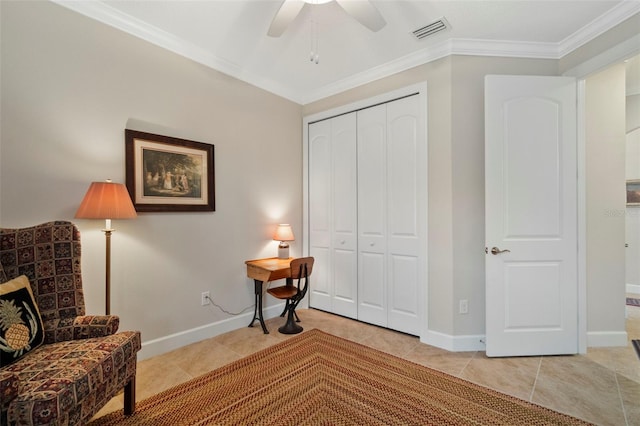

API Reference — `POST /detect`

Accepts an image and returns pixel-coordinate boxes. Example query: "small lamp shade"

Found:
[75,180,137,229]
[273,224,294,242]
[273,224,294,259]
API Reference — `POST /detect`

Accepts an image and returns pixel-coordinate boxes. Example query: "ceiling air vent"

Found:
[412,17,449,40]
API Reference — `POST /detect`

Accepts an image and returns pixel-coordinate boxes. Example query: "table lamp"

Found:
[75,179,137,314]
[273,224,294,259]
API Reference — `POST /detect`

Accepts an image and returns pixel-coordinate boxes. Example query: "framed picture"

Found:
[627,179,640,207]
[125,129,215,212]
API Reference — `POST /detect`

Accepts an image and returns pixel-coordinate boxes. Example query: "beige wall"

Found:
[585,64,627,338]
[0,1,302,355]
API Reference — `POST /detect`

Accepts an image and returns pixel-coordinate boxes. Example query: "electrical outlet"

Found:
[459,299,468,314]
[201,291,210,306]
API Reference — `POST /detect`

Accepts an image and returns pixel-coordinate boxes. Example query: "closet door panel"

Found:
[388,254,420,335]
[358,251,386,327]
[358,109,386,240]
[333,249,358,317]
[333,114,358,238]
[388,113,418,238]
[386,95,423,335]
[331,113,358,318]
[308,120,332,311]
[309,247,330,308]
[357,105,388,326]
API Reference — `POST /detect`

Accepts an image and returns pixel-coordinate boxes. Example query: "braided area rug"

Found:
[90,329,591,426]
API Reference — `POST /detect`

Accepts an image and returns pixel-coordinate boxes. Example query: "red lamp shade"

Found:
[75,181,137,221]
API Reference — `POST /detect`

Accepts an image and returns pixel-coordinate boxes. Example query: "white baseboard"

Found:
[137,304,285,360]
[421,329,486,352]
[627,283,640,295]
[586,331,629,348]
[422,329,629,352]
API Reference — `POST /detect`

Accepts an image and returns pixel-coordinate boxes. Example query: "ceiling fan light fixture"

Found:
[268,0,386,38]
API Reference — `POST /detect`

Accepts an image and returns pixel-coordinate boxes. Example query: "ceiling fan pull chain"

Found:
[309,18,320,64]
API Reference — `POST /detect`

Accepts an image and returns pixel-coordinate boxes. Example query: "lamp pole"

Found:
[103,227,113,315]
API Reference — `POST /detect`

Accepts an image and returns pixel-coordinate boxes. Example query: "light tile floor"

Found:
[95,302,640,426]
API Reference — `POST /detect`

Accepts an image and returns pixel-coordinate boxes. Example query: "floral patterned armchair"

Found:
[0,221,141,425]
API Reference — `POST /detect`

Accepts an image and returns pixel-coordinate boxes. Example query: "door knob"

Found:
[490,247,510,255]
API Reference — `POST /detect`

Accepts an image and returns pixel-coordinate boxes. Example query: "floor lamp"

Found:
[75,179,137,315]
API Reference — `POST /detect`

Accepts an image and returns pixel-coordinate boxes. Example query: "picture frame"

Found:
[627,179,640,207]
[125,129,215,212]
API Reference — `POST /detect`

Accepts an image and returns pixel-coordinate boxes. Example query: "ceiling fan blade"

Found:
[267,0,306,37]
[335,0,386,32]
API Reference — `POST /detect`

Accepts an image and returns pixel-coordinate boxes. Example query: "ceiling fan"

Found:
[267,0,387,37]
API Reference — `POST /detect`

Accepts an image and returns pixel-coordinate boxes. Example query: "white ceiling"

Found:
[54,0,640,104]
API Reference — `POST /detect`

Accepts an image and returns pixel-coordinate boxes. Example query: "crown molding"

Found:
[449,39,560,59]
[51,0,640,106]
[557,0,640,58]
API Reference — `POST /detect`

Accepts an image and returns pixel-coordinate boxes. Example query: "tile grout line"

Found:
[529,356,543,402]
[458,349,479,377]
[613,371,630,426]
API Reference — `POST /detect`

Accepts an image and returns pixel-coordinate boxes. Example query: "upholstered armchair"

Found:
[0,221,141,425]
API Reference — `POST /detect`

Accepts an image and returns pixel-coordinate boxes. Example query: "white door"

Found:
[485,75,578,357]
[357,104,387,327]
[357,95,424,335]
[308,119,332,312]
[386,96,424,336]
[308,113,358,318]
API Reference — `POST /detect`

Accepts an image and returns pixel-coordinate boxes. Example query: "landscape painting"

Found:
[125,129,215,212]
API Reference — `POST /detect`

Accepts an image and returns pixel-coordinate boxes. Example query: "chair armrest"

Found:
[72,315,120,339]
[0,371,19,410]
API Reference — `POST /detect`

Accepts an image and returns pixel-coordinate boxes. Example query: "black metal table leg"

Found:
[248,279,269,334]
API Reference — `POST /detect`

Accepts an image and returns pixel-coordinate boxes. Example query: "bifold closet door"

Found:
[357,95,423,336]
[308,113,358,319]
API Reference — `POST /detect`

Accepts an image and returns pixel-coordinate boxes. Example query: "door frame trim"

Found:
[565,35,639,353]
[577,79,588,354]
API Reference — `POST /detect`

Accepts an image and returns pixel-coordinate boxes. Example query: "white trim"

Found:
[421,330,486,352]
[304,83,427,123]
[627,283,640,294]
[586,331,629,348]
[450,38,560,59]
[137,304,284,360]
[557,0,640,57]
[577,79,588,355]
